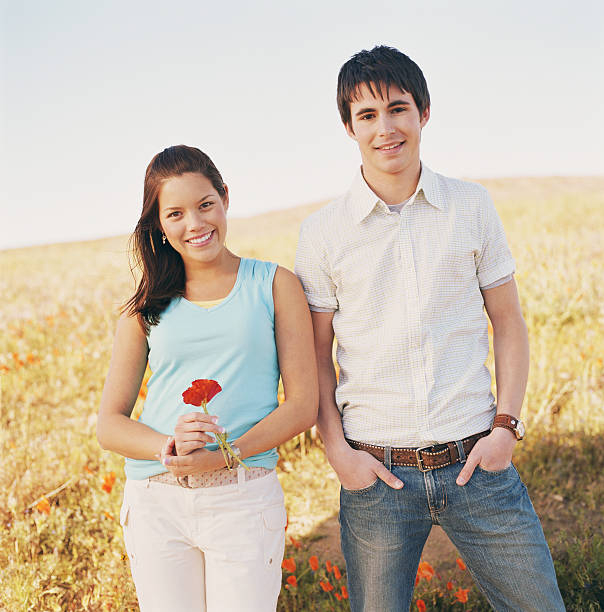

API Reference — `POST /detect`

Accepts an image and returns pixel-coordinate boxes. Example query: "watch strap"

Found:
[492,414,524,440]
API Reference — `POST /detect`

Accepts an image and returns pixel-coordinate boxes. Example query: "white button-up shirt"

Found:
[295,165,515,447]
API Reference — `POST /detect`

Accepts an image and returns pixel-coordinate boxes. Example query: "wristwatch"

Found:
[492,414,525,440]
[227,444,242,469]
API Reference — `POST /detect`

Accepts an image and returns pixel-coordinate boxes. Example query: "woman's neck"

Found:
[183,249,241,301]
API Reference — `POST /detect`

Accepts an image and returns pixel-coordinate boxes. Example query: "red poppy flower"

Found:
[335,593,342,601]
[290,536,302,549]
[102,472,116,494]
[282,557,296,573]
[416,561,435,582]
[286,575,298,587]
[333,565,342,580]
[341,585,348,599]
[309,555,319,571]
[320,580,334,592]
[416,599,427,612]
[182,379,222,406]
[456,557,467,571]
[326,560,333,573]
[454,588,470,603]
[446,581,454,591]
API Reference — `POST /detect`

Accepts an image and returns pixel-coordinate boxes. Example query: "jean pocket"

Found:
[476,462,513,476]
[262,503,287,567]
[341,477,380,494]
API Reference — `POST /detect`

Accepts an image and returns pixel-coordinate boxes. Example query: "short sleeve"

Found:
[476,191,516,288]
[294,218,338,312]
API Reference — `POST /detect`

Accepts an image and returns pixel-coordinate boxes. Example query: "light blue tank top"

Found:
[125,258,280,479]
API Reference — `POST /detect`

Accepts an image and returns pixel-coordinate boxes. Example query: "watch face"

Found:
[516,421,526,439]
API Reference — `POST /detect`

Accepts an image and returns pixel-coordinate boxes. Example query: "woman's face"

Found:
[158,172,229,267]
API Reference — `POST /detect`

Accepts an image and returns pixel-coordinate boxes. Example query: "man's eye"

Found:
[360,113,374,121]
[391,107,405,113]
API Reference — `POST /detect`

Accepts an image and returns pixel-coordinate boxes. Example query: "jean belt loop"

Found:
[455,439,466,464]
[384,445,392,470]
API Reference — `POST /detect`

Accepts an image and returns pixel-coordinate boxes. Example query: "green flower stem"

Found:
[201,402,250,471]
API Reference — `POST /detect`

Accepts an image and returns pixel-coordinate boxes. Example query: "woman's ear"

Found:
[222,184,229,212]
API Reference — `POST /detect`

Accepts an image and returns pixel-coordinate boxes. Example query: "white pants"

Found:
[120,469,286,612]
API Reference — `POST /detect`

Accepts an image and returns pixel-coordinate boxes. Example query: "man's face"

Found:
[346,83,430,179]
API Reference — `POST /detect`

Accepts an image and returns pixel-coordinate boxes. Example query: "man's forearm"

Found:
[492,314,529,417]
[315,353,350,463]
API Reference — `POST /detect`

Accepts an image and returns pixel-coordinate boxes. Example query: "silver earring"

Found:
[162,234,166,245]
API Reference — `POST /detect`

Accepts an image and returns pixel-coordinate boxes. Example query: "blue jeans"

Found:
[339,453,565,611]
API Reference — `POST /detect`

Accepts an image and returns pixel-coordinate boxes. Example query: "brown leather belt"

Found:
[346,430,490,472]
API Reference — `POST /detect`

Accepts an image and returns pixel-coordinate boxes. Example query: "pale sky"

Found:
[2,0,603,249]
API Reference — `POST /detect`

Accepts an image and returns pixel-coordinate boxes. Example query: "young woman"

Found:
[97,145,318,611]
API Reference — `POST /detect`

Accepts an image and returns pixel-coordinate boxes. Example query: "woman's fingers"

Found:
[177,432,215,444]
[175,419,225,435]
[178,412,219,424]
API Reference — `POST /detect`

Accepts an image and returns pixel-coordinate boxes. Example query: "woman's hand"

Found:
[160,436,224,477]
[174,412,226,456]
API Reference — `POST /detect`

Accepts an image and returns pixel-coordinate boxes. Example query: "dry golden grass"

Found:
[1,176,603,610]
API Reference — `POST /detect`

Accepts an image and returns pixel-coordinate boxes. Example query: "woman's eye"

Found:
[167,211,181,218]
[200,201,213,209]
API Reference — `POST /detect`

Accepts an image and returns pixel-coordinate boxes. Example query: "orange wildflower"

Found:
[456,557,467,571]
[446,581,454,591]
[320,580,334,592]
[335,592,342,601]
[454,587,470,603]
[104,511,115,520]
[333,565,342,580]
[36,497,51,515]
[286,575,297,587]
[416,599,427,612]
[415,574,420,586]
[0,365,9,373]
[326,560,333,573]
[282,557,296,573]
[417,561,435,582]
[309,555,319,571]
[102,472,116,493]
[290,536,301,549]
[341,585,349,599]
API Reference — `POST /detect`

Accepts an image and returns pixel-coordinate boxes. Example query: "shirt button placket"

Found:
[399,210,429,437]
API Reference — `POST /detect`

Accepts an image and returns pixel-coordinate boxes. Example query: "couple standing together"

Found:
[98,46,565,611]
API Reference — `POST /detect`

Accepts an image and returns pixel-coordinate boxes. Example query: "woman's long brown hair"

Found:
[122,145,227,331]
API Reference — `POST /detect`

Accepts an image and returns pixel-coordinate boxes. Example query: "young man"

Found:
[295,46,564,612]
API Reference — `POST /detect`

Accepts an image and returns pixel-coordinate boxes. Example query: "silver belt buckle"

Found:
[415,446,433,472]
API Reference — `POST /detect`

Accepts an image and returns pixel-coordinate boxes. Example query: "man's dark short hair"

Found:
[337,45,430,128]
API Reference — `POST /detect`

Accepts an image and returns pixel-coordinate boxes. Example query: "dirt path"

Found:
[305,513,460,575]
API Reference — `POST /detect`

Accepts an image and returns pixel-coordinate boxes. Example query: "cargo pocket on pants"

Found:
[120,499,136,566]
[262,503,287,568]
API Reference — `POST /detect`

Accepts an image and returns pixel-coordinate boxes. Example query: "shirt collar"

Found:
[349,163,444,224]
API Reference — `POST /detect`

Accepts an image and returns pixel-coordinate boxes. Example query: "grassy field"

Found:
[1,176,603,610]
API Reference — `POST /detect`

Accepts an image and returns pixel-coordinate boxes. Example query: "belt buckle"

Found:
[415,446,433,472]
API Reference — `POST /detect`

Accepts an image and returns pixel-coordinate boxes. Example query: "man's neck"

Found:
[361,161,422,205]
